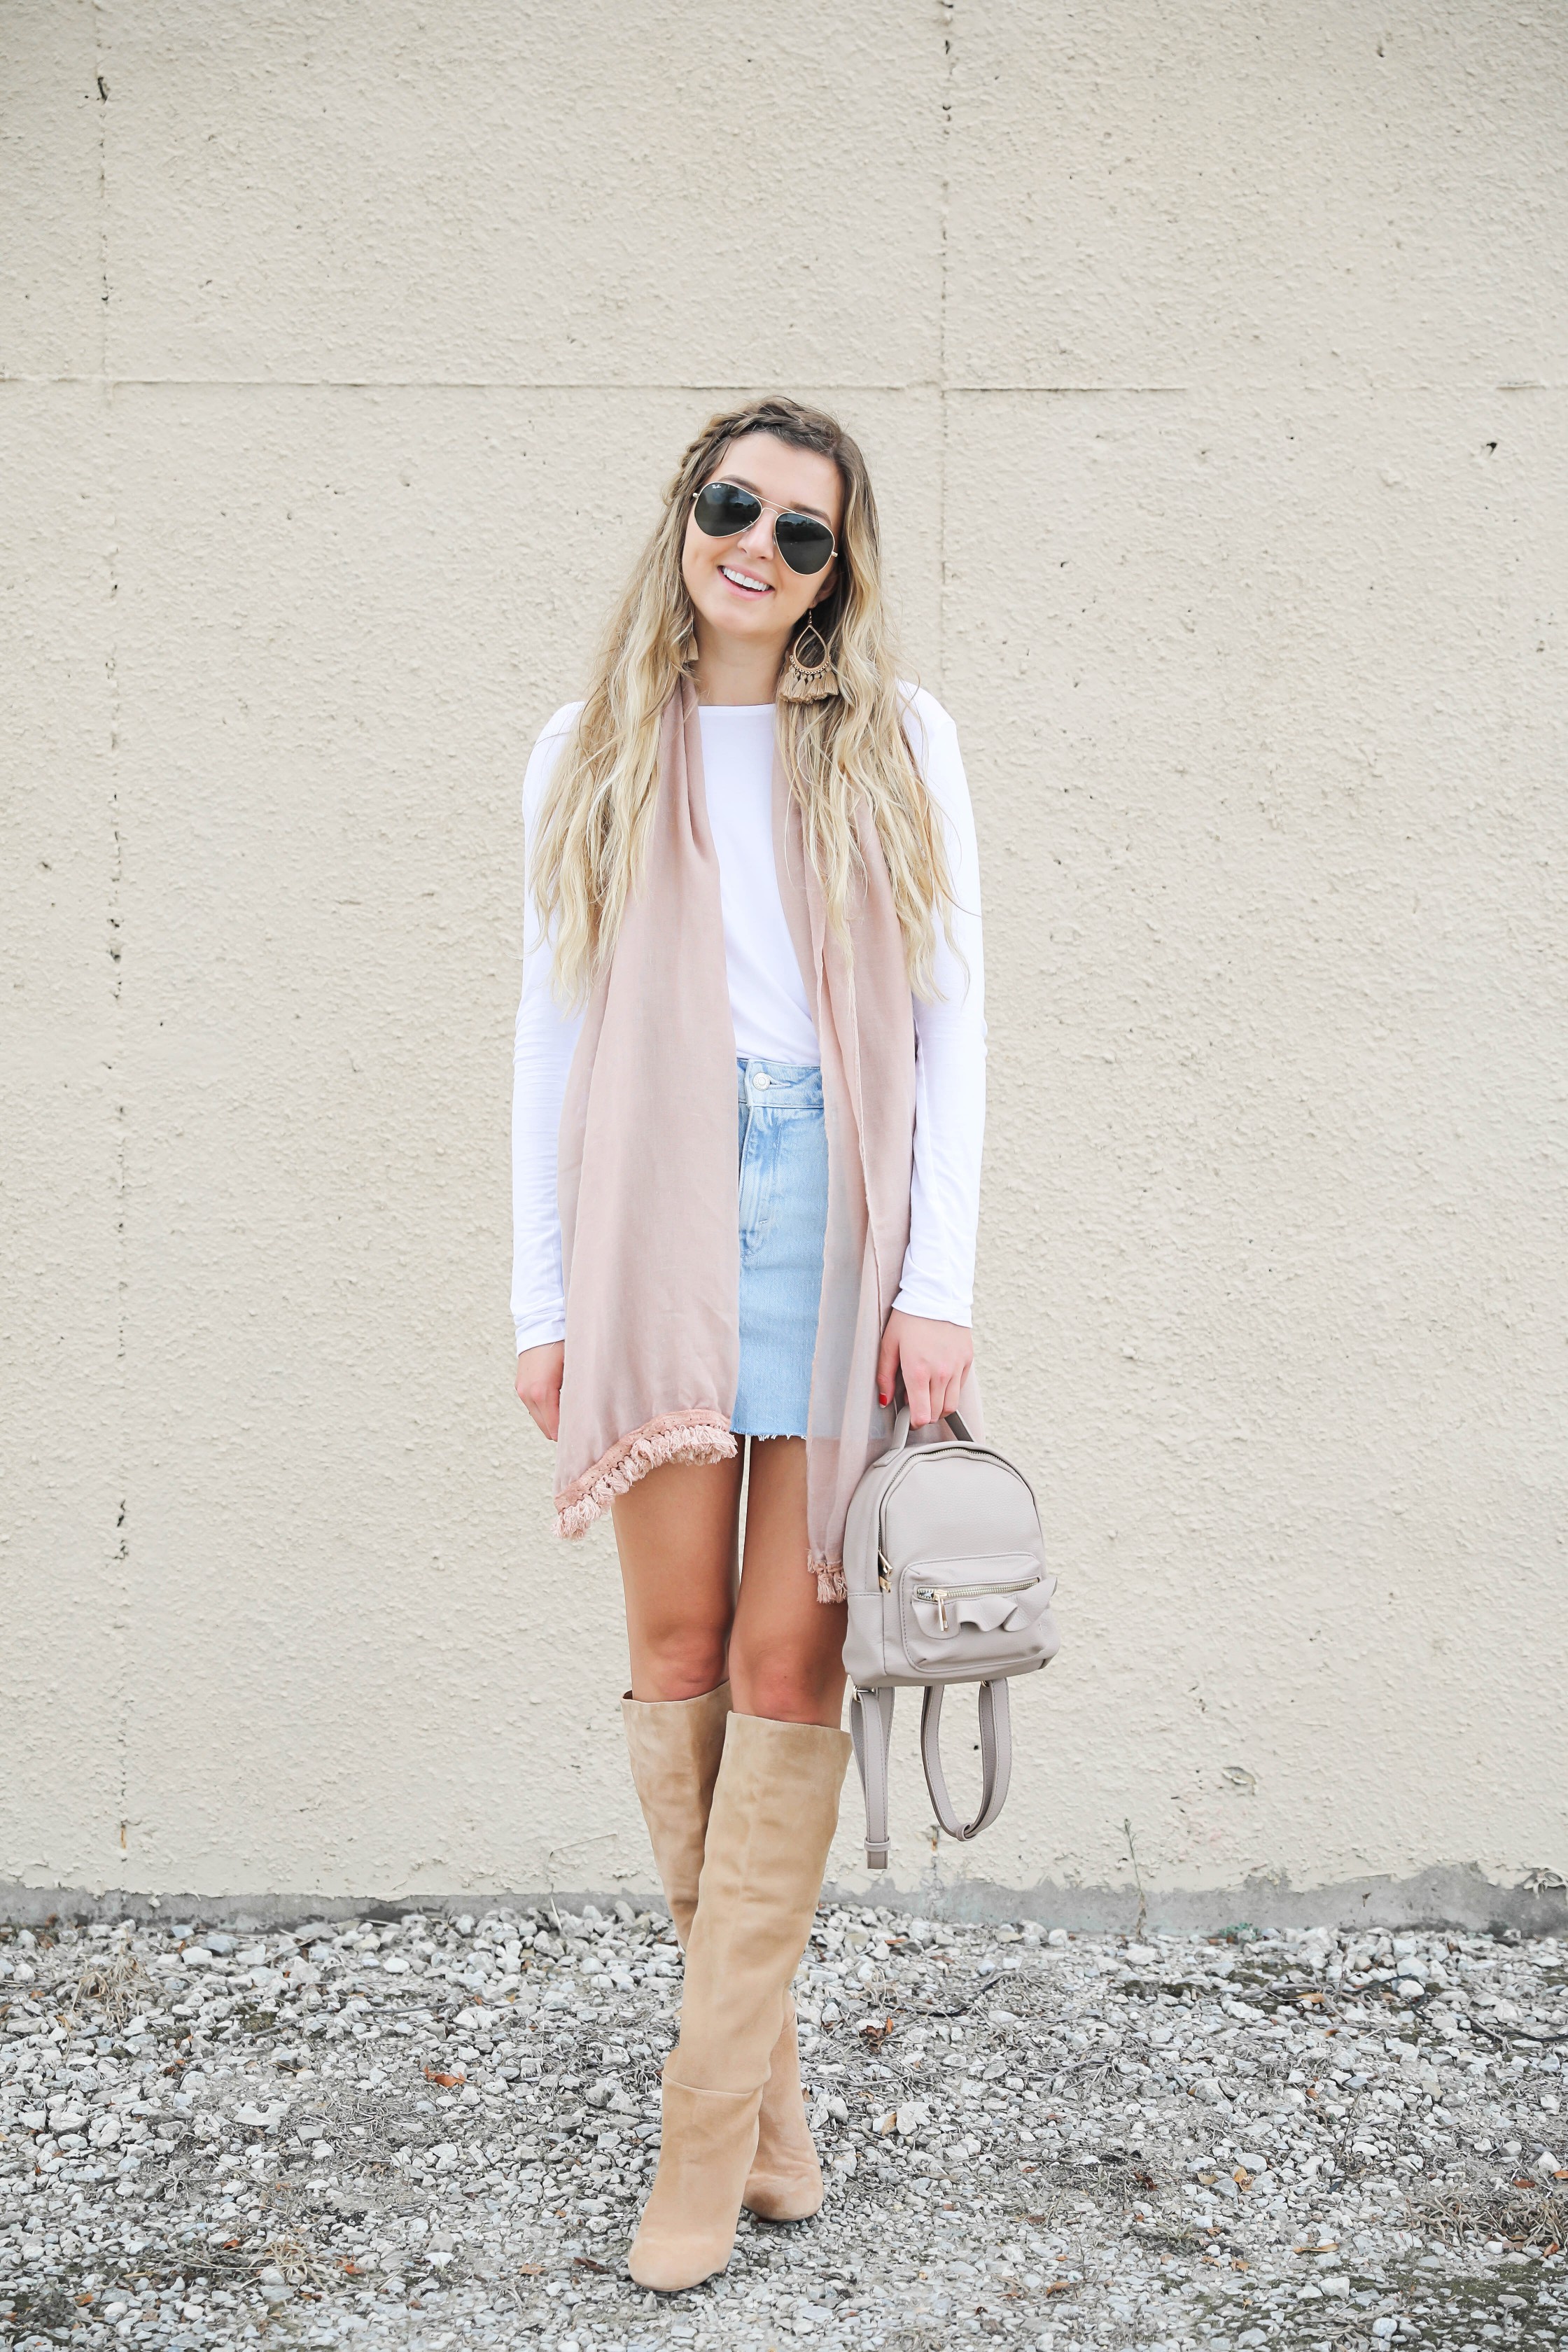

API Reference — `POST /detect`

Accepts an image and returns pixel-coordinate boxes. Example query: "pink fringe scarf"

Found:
[552,682,947,1598]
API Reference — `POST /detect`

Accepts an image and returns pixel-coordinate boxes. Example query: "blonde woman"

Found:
[511,397,985,2290]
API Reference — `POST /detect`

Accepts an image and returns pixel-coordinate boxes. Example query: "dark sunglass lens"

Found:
[774,512,835,575]
[694,481,762,538]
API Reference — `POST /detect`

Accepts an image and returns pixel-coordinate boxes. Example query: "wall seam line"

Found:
[92,0,130,1875]
[8,378,1562,393]
[938,0,955,699]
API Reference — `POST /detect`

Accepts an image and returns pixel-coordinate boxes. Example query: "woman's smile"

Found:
[719,561,773,596]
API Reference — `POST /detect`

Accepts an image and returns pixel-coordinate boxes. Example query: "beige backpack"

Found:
[841,1406,1060,1869]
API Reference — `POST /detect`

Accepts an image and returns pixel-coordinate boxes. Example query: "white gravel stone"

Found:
[2,1912,1566,2346]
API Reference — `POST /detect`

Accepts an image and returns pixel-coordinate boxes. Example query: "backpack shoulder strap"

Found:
[920,1681,1012,1843]
[848,1685,897,1871]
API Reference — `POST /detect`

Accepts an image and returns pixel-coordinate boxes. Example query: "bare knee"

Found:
[729,1651,846,1730]
[631,1625,731,1704]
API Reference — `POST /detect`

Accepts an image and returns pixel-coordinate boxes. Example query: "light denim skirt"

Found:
[734,1056,828,1439]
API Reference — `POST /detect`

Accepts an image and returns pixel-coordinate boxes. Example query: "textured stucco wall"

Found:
[3,1,1565,1927]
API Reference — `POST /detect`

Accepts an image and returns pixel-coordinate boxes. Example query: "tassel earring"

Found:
[778,610,839,704]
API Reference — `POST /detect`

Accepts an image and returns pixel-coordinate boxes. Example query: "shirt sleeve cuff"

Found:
[514,1310,566,1353]
[890,1284,973,1330]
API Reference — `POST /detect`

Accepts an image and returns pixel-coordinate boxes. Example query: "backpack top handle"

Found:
[889,1401,974,1450]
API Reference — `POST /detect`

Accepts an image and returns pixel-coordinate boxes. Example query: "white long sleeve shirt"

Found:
[511,685,986,1352]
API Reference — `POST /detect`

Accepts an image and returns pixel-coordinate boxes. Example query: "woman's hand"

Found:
[876,1309,973,1429]
[515,1341,565,1441]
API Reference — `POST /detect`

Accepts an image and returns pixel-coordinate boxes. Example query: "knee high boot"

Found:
[622,1687,829,2222]
[626,1711,850,2292]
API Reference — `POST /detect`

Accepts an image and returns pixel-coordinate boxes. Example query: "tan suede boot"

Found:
[622,1688,828,2223]
[626,1711,850,2292]
[621,1684,730,1949]
[738,1994,822,2222]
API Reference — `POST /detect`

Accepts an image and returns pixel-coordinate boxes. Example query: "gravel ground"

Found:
[3,1907,1566,2351]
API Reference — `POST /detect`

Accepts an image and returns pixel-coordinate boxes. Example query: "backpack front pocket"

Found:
[897,1554,1050,1672]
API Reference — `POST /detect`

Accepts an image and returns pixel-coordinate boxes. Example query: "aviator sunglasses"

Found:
[691,478,839,576]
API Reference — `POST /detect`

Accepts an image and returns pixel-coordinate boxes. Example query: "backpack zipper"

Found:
[912,1573,1037,1634]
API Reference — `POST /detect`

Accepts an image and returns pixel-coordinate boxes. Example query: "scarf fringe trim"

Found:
[810,1554,848,1605]
[554,1411,738,1540]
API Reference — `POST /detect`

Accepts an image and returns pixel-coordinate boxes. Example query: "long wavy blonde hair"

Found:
[531,396,955,1005]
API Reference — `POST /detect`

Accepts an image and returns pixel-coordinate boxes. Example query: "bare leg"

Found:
[727,1436,847,1728]
[612,1455,744,1701]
